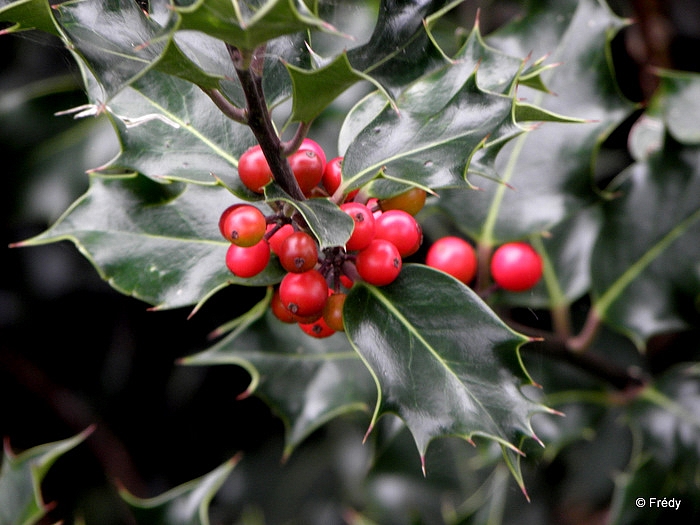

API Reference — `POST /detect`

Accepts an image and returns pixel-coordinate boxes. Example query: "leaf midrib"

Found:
[366,284,501,432]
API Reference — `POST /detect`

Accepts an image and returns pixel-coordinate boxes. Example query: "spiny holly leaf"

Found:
[590,133,700,349]
[339,18,530,196]
[0,427,93,525]
[344,264,551,487]
[285,51,374,124]
[52,0,174,101]
[0,0,61,36]
[181,292,375,457]
[346,0,452,96]
[263,185,354,249]
[15,173,284,310]
[102,69,257,187]
[436,0,635,245]
[609,364,700,525]
[120,455,239,525]
[285,0,455,123]
[174,0,339,51]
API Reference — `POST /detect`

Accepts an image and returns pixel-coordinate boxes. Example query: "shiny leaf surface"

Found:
[18,174,284,310]
[437,0,635,244]
[344,264,548,475]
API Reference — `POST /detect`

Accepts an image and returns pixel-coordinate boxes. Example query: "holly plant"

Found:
[2,0,700,523]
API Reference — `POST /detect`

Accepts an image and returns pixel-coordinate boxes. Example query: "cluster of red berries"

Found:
[220,139,427,338]
[425,236,543,292]
[238,138,341,197]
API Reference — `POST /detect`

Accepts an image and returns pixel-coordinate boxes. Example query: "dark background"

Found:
[2,1,700,523]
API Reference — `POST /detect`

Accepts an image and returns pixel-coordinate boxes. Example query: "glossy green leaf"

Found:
[120,455,239,525]
[0,428,92,525]
[285,51,370,124]
[104,69,257,187]
[174,0,338,51]
[346,0,452,96]
[17,173,284,310]
[181,293,375,457]
[344,264,550,479]
[591,134,700,349]
[339,19,528,195]
[437,0,635,245]
[263,185,354,249]
[0,0,61,36]
[285,0,455,123]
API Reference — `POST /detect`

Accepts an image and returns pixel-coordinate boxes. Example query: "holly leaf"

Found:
[103,69,257,187]
[339,18,530,195]
[120,455,239,525]
[15,173,285,310]
[344,264,551,489]
[285,51,374,124]
[591,133,700,349]
[0,0,61,36]
[263,185,354,249]
[609,364,700,525]
[181,292,376,457]
[284,0,455,123]
[346,0,452,96]
[436,0,635,245]
[174,0,339,51]
[0,428,93,525]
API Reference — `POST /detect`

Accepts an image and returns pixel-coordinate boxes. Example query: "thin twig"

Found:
[280,121,312,157]
[200,87,248,124]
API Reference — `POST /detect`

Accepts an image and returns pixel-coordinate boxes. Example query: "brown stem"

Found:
[510,315,646,390]
[475,242,493,296]
[522,334,648,391]
[567,308,603,353]
[280,121,312,157]
[227,44,306,201]
[200,87,248,124]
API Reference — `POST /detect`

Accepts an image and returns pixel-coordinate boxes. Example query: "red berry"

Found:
[238,145,273,193]
[225,240,270,278]
[379,187,427,216]
[339,274,354,289]
[299,317,335,338]
[322,156,343,195]
[289,149,324,195]
[323,293,346,332]
[267,223,295,255]
[340,202,375,252]
[271,289,296,323]
[356,239,402,286]
[343,189,360,202]
[490,242,543,292]
[374,210,423,257]
[219,204,266,247]
[278,231,319,273]
[298,138,327,170]
[425,236,477,284]
[279,270,328,317]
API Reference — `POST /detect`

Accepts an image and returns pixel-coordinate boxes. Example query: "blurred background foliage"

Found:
[1,1,700,524]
